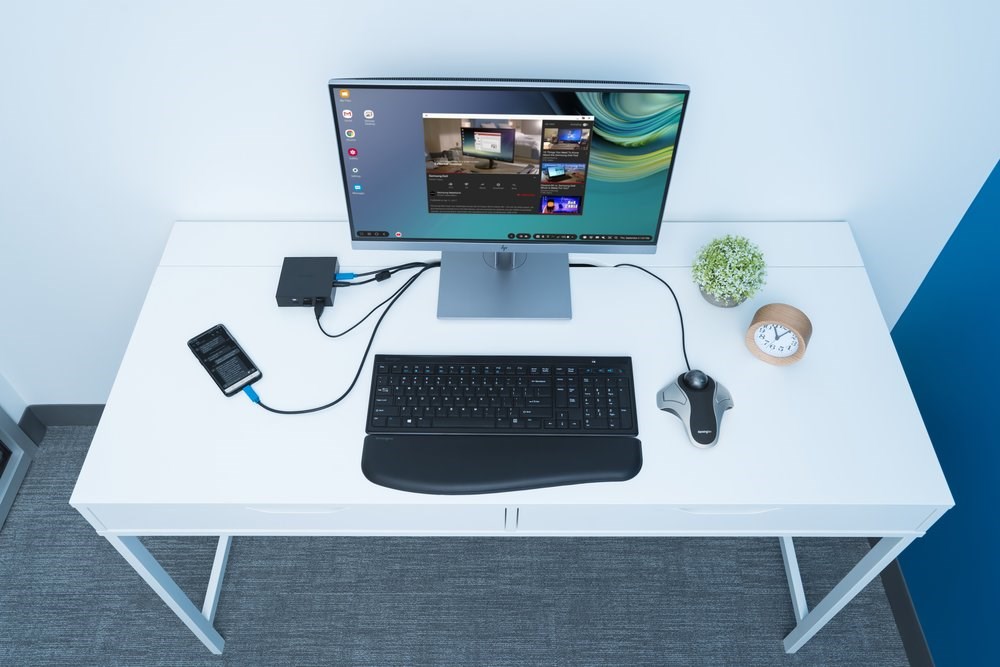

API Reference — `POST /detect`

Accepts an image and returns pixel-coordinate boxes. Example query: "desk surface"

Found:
[71,221,952,534]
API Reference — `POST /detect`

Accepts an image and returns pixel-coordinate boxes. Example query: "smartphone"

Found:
[187,324,263,396]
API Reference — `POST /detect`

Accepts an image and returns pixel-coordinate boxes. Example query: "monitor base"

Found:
[437,251,571,319]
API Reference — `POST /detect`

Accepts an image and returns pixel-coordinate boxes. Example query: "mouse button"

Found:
[659,382,688,406]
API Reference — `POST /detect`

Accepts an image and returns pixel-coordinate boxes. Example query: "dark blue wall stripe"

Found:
[891,159,1000,666]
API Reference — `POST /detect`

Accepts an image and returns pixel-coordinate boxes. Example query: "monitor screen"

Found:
[460,126,516,163]
[330,79,689,252]
[330,79,688,252]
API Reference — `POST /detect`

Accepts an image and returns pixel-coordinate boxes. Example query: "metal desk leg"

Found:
[782,535,915,653]
[106,535,231,654]
[779,537,808,622]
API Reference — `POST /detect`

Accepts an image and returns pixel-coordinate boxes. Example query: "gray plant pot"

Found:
[699,287,746,308]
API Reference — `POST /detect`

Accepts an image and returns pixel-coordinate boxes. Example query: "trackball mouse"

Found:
[657,370,734,448]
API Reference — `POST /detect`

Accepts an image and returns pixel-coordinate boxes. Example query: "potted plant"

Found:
[691,235,766,307]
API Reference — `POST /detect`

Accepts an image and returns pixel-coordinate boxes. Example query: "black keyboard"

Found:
[362,355,642,494]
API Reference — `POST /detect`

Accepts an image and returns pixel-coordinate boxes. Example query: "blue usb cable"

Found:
[242,385,260,403]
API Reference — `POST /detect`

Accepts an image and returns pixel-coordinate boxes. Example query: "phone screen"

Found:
[188,324,262,396]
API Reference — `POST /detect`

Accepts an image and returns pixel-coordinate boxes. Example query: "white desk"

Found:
[70,221,953,654]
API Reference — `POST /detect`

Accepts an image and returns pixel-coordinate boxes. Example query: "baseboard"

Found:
[16,409,46,445]
[870,538,935,667]
[18,404,105,445]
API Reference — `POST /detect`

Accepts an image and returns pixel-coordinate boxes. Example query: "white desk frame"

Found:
[71,221,953,655]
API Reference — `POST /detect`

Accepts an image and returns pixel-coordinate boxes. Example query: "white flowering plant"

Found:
[691,235,766,305]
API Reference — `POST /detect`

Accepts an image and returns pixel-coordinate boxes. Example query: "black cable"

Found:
[333,276,380,287]
[333,262,431,288]
[255,262,440,415]
[612,263,691,371]
[317,272,418,338]
[352,261,429,278]
[319,260,438,320]
[255,258,683,413]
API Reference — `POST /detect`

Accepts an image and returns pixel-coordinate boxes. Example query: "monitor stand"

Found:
[437,251,571,319]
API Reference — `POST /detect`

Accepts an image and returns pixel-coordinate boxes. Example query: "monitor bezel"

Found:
[329,78,690,255]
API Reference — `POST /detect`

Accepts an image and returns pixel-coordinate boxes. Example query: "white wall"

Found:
[0,371,26,423]
[1,1,998,406]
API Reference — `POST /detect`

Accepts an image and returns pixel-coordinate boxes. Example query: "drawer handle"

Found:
[246,506,346,515]
[676,507,782,515]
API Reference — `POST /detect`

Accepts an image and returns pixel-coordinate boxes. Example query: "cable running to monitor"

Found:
[247,260,688,415]
[317,262,437,338]
[613,263,691,372]
[251,262,440,415]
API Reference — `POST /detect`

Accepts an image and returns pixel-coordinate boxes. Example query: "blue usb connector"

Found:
[243,385,260,403]
[335,272,356,280]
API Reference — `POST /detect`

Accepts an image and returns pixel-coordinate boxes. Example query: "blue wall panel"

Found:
[892,160,1000,666]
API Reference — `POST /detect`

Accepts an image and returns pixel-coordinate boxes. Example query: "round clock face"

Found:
[753,323,800,358]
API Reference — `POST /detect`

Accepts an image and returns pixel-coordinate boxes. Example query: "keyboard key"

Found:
[433,417,493,429]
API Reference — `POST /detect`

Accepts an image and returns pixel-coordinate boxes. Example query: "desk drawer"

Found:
[80,502,941,537]
[84,503,505,535]
[512,504,940,536]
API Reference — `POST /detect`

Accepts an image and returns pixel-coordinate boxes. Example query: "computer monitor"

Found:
[328,78,690,319]
[460,125,516,169]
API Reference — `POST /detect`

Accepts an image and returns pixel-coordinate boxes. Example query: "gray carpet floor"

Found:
[0,425,909,666]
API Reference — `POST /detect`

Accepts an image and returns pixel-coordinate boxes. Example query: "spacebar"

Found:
[361,434,643,495]
[431,418,494,429]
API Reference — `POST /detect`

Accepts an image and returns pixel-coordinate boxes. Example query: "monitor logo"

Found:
[499,244,509,252]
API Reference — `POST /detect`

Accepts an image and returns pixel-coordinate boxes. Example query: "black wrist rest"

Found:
[362,434,643,495]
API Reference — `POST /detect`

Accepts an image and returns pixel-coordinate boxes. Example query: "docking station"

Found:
[275,256,339,308]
